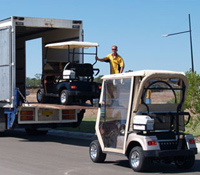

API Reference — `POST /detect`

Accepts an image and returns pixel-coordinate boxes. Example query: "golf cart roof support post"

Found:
[93,46,98,66]
[82,47,84,64]
[175,82,186,135]
[73,48,75,62]
[43,47,49,74]
[68,45,70,62]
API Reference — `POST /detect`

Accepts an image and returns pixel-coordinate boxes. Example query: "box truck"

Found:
[0,16,100,135]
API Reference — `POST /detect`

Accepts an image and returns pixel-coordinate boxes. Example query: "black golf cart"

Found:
[37,41,101,105]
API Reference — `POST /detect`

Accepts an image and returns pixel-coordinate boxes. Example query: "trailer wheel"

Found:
[37,89,46,103]
[60,89,72,105]
[89,140,106,163]
[129,146,150,172]
[175,155,195,169]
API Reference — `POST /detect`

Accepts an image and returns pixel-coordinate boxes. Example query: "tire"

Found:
[25,128,48,136]
[73,109,85,128]
[175,155,195,169]
[37,89,46,103]
[129,146,150,172]
[60,89,72,105]
[89,140,106,163]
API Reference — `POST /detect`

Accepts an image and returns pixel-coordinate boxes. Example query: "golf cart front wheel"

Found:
[89,140,106,163]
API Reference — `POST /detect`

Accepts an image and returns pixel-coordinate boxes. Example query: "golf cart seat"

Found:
[75,63,93,77]
[64,62,98,81]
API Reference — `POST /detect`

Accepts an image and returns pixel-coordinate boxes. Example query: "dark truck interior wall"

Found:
[42,29,81,64]
[15,26,80,98]
[16,38,26,97]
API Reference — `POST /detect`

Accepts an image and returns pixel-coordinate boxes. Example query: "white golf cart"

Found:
[89,70,197,172]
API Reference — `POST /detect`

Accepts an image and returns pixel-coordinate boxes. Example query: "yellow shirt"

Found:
[103,53,125,74]
[146,89,151,99]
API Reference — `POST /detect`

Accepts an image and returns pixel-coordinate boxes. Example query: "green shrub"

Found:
[185,69,200,136]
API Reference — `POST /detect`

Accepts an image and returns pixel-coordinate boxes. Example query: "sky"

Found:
[0,0,200,78]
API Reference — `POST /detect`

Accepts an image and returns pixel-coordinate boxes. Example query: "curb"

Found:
[48,130,200,153]
[48,129,97,141]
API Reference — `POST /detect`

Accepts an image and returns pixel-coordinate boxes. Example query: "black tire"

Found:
[37,89,46,103]
[175,155,195,169]
[89,140,106,163]
[129,146,150,172]
[73,109,85,128]
[25,128,48,136]
[60,89,72,105]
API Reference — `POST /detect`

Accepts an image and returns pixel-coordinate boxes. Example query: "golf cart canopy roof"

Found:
[45,41,99,49]
[101,70,186,80]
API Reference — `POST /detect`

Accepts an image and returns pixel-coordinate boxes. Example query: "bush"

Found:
[26,74,41,88]
[185,69,200,135]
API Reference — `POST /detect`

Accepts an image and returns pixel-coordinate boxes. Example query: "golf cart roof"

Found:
[102,70,186,79]
[45,41,99,49]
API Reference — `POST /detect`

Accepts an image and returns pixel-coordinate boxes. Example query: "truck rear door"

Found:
[0,27,12,103]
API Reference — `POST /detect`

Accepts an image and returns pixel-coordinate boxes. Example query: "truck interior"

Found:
[15,25,81,101]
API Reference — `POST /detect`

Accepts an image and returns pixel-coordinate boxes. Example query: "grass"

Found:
[185,125,200,137]
[185,116,200,137]
[58,117,96,133]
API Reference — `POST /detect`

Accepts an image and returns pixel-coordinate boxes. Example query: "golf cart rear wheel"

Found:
[129,146,150,172]
[60,89,72,105]
[175,155,195,169]
[89,140,106,163]
[37,89,46,103]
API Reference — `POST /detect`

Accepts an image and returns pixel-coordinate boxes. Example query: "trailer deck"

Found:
[21,102,97,110]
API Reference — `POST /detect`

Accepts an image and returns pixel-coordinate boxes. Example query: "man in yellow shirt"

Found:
[96,45,125,74]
